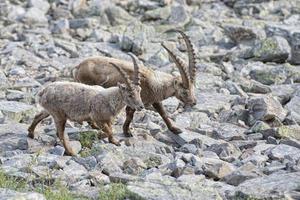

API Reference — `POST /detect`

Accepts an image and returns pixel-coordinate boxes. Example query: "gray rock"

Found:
[73,156,97,170]
[168,6,190,28]
[267,144,300,162]
[0,70,9,89]
[222,23,266,43]
[281,138,300,149]
[89,170,110,185]
[105,6,134,26]
[266,136,278,145]
[246,132,264,140]
[143,6,171,21]
[28,0,50,14]
[251,36,291,63]
[23,7,48,25]
[263,161,286,175]
[248,95,287,124]
[179,144,198,154]
[235,172,300,199]
[54,38,79,58]
[249,65,288,85]
[109,172,139,184]
[212,123,247,141]
[206,142,241,159]
[175,111,210,130]
[96,152,123,175]
[69,18,96,29]
[62,160,88,184]
[223,162,263,186]
[192,156,236,179]
[51,19,70,34]
[127,174,222,200]
[250,121,270,133]
[48,145,65,156]
[120,20,155,55]
[285,96,300,124]
[0,101,36,122]
[291,38,300,64]
[0,189,45,200]
[169,129,224,147]
[123,158,147,175]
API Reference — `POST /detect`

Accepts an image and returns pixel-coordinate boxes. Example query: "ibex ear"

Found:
[118,82,126,90]
[173,78,179,89]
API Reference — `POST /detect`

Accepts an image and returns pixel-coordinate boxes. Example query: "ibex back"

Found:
[73,30,197,135]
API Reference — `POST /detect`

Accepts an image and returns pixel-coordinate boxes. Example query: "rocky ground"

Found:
[0,0,300,199]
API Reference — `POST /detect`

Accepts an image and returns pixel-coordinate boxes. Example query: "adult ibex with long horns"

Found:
[73,30,197,135]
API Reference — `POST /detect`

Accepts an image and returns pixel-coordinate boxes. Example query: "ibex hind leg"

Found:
[28,110,50,139]
[152,102,182,134]
[123,106,135,137]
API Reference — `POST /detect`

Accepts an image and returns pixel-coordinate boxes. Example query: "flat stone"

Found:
[0,189,45,200]
[268,144,300,162]
[127,174,222,200]
[0,101,36,122]
[235,172,300,199]
[169,129,224,147]
[251,36,290,63]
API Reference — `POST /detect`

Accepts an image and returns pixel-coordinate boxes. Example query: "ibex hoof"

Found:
[170,127,182,134]
[27,129,35,139]
[124,131,133,137]
[110,139,121,146]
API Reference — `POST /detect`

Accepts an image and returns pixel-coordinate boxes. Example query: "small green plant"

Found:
[0,171,27,191]
[98,183,144,200]
[79,131,98,149]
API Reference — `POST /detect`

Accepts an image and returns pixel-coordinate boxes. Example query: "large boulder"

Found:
[247,95,287,124]
[251,36,291,63]
[235,172,300,199]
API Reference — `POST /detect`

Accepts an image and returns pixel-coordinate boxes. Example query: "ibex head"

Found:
[110,53,144,111]
[162,30,197,107]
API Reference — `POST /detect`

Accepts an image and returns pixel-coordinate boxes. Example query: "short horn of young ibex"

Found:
[28,57,144,155]
[73,30,197,135]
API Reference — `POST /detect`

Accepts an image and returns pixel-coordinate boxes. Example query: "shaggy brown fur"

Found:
[73,30,197,135]
[28,61,143,155]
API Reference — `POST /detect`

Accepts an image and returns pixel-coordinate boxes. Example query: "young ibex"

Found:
[73,30,197,135]
[28,57,144,155]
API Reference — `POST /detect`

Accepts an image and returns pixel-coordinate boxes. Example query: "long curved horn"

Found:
[173,30,196,84]
[110,62,133,90]
[128,53,141,86]
[161,43,190,88]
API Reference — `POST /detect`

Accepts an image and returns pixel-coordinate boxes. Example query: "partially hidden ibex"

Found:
[73,30,197,135]
[28,56,144,155]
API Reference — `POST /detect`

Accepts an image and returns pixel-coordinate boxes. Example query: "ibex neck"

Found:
[106,87,126,115]
[154,72,176,101]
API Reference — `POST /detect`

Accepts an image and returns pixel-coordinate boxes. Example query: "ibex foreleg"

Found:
[152,102,182,134]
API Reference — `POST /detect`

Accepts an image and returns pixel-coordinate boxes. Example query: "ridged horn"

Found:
[173,30,196,84]
[161,43,190,88]
[128,53,141,86]
[110,62,133,90]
